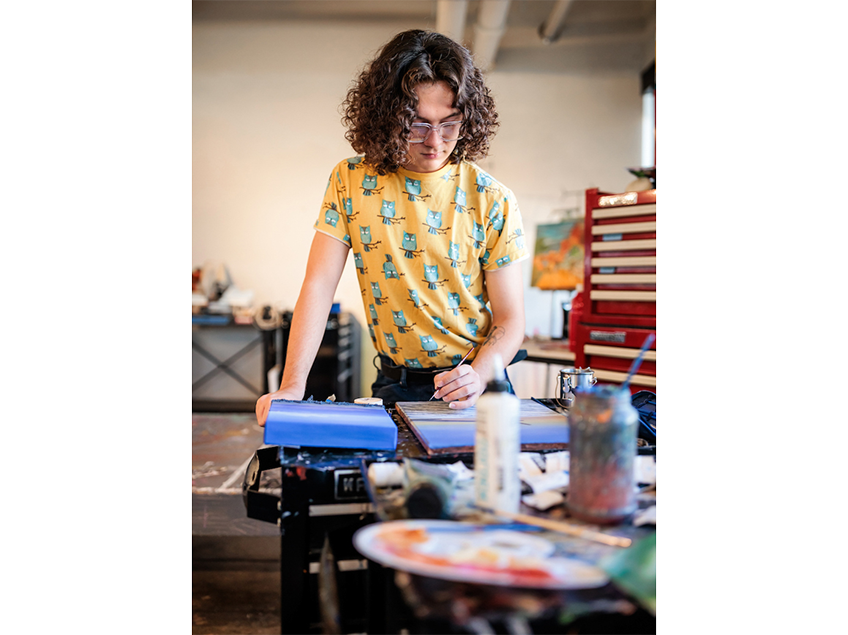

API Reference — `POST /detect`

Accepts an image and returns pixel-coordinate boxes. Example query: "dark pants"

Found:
[371,355,515,407]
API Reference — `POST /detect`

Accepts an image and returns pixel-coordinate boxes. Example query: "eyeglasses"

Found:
[408,120,463,143]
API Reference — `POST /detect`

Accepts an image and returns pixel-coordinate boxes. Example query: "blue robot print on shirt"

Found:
[419,334,445,358]
[470,222,485,248]
[424,209,449,236]
[466,318,479,337]
[369,303,379,325]
[359,225,381,252]
[354,252,368,275]
[323,202,340,227]
[383,331,399,355]
[404,177,431,203]
[392,310,415,334]
[423,264,446,291]
[405,358,424,369]
[371,281,386,305]
[383,254,403,280]
[431,315,450,335]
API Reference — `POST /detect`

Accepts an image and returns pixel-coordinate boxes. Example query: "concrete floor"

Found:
[193,568,280,634]
[193,412,282,635]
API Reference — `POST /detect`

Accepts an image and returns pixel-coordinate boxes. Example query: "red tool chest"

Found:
[573,323,656,392]
[574,188,656,393]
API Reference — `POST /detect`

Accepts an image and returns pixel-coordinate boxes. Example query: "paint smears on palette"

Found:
[353,519,608,589]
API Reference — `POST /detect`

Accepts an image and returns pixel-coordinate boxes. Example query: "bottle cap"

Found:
[355,397,383,406]
[406,483,445,519]
[485,353,511,393]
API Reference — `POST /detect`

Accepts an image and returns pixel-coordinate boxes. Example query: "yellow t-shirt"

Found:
[314,157,528,369]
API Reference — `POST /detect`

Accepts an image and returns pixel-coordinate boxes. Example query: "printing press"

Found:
[243,401,656,635]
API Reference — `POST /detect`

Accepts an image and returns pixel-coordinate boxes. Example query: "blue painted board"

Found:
[264,400,397,451]
[396,400,568,454]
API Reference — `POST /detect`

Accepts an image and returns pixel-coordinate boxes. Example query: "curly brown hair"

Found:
[341,29,499,175]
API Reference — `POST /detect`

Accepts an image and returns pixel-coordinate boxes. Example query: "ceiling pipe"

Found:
[471,0,512,72]
[538,0,574,44]
[435,0,469,44]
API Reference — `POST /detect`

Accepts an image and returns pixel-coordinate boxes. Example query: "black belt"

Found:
[378,349,528,385]
[378,356,448,385]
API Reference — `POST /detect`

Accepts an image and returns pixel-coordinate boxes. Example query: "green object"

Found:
[599,532,656,615]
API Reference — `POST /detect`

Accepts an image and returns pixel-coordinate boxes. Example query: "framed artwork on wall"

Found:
[531,220,584,291]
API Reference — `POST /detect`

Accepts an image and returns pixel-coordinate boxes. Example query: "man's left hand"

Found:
[433,364,483,409]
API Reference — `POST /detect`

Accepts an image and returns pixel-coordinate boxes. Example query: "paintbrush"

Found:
[476,507,632,548]
[622,333,656,390]
[430,346,475,401]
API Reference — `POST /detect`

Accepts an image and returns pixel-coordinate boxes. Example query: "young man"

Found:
[256,29,527,425]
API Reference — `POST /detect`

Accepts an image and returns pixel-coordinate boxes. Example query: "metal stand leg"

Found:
[280,468,310,634]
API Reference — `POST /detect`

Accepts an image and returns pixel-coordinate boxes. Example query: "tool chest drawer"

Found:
[582,188,656,329]
[573,323,656,392]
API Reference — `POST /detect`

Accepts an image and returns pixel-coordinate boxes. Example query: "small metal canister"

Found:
[567,385,638,525]
[558,367,597,407]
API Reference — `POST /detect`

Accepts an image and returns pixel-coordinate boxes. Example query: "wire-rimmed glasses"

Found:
[408,120,463,143]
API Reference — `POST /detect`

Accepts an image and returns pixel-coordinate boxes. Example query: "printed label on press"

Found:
[334,469,367,500]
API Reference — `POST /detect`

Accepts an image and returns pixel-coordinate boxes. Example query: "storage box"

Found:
[582,189,656,329]
[573,320,656,393]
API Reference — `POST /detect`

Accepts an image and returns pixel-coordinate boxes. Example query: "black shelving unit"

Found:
[192,316,281,412]
[282,311,362,403]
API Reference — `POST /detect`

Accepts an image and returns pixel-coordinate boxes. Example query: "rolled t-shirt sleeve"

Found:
[313,165,351,247]
[483,189,529,270]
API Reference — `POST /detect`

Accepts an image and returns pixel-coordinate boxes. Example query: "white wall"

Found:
[193,18,647,396]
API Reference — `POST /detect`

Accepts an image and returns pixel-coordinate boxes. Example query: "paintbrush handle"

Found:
[486,508,632,548]
[623,333,656,387]
[457,347,475,366]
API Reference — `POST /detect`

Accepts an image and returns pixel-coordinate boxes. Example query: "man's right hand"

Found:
[255,388,303,426]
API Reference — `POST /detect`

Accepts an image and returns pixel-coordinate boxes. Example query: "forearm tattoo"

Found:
[480,326,505,350]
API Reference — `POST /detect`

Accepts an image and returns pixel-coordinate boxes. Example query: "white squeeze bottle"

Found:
[474,354,521,514]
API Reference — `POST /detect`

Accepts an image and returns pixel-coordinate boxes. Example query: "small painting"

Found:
[531,220,584,290]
